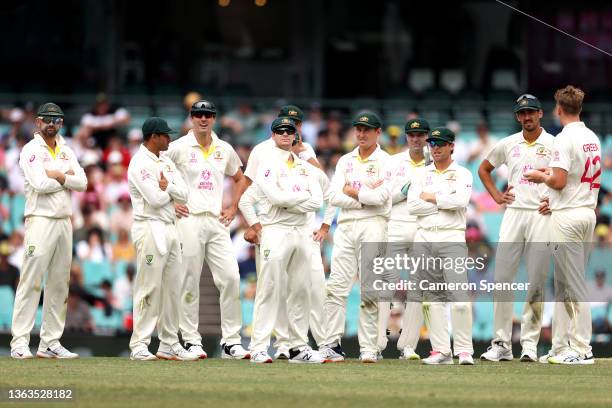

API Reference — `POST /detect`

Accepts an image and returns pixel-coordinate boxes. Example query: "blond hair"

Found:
[554,85,584,115]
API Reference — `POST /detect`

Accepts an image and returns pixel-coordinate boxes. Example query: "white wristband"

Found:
[298,150,315,161]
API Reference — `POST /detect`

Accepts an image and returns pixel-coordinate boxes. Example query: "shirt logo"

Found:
[264,169,271,177]
[365,164,377,177]
[202,169,211,180]
[29,154,36,163]
[536,146,548,157]
[59,152,68,160]
[431,130,441,136]
[512,146,521,158]
[552,150,560,162]
[140,169,151,180]
[145,255,154,265]
[214,150,223,160]
[263,249,271,260]
[446,173,456,182]
[26,245,35,257]
[190,152,198,163]
[288,110,298,116]
[410,122,420,129]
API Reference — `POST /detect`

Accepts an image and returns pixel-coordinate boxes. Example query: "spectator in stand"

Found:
[109,193,133,237]
[64,291,94,333]
[467,122,498,164]
[384,125,404,155]
[77,93,131,149]
[0,241,19,292]
[113,264,134,311]
[76,227,112,263]
[181,91,202,135]
[0,108,29,148]
[220,100,260,144]
[4,133,28,195]
[301,103,324,146]
[588,270,612,334]
[112,228,135,263]
[103,151,129,205]
[127,128,143,157]
[102,136,131,169]
[7,230,24,269]
[238,245,257,278]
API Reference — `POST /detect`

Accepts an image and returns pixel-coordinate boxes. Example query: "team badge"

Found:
[145,255,154,265]
[512,146,521,158]
[299,167,308,177]
[214,150,223,160]
[288,110,298,116]
[359,116,369,122]
[26,245,35,257]
[536,146,548,157]
[365,164,377,177]
[410,122,420,129]
[263,249,270,260]
[431,130,441,136]
[59,152,68,160]
[446,173,457,182]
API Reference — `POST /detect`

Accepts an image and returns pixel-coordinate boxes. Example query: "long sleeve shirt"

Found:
[387,151,426,223]
[20,133,87,218]
[252,147,322,227]
[407,161,472,231]
[128,144,188,223]
[328,145,391,223]
[164,131,242,216]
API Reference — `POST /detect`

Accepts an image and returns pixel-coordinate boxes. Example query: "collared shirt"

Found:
[164,131,242,216]
[387,151,426,222]
[244,138,316,181]
[407,161,473,231]
[253,147,322,227]
[549,121,601,211]
[486,129,554,210]
[128,144,188,223]
[329,145,391,223]
[20,133,87,218]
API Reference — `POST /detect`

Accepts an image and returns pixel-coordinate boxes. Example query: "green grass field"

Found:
[1,358,611,408]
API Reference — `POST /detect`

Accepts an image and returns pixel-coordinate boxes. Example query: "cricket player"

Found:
[241,104,323,359]
[10,103,87,359]
[320,112,391,364]
[127,117,197,361]
[165,100,249,360]
[240,150,335,353]
[407,127,474,365]
[478,94,554,362]
[524,85,599,364]
[378,118,430,360]
[245,117,324,364]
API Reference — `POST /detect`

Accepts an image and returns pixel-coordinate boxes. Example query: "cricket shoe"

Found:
[156,344,199,361]
[185,343,208,359]
[274,347,290,360]
[288,346,325,364]
[319,343,346,362]
[36,345,79,359]
[520,350,538,362]
[548,350,594,365]
[221,343,250,360]
[399,346,420,360]
[359,351,378,363]
[130,349,158,361]
[422,351,453,365]
[458,353,474,365]
[11,346,33,360]
[250,351,273,364]
[480,341,513,361]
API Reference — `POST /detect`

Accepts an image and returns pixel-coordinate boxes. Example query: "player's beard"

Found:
[43,125,58,138]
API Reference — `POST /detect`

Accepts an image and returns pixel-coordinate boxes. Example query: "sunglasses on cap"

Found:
[274,128,296,135]
[39,116,63,125]
[428,140,450,148]
[516,94,537,102]
[192,112,215,119]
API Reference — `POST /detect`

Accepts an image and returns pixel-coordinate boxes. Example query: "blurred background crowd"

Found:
[0,90,611,347]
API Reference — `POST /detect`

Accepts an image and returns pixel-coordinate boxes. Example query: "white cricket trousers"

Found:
[378,220,422,352]
[176,214,242,346]
[250,224,312,353]
[414,228,473,356]
[324,217,387,353]
[274,238,328,349]
[11,216,72,351]
[492,208,551,354]
[129,220,182,353]
[550,207,595,356]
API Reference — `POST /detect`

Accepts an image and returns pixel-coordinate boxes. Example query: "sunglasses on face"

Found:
[192,112,215,119]
[39,116,63,125]
[275,128,296,136]
[516,94,537,102]
[428,140,449,148]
